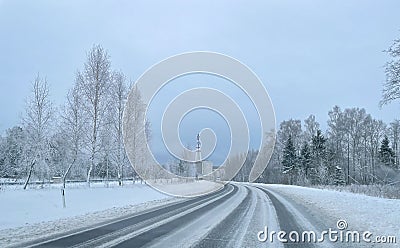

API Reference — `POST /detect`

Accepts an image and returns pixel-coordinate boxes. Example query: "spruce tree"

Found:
[282,135,297,184]
[334,166,346,186]
[379,135,395,167]
[177,159,185,176]
[300,142,312,176]
[311,129,327,184]
[311,130,326,166]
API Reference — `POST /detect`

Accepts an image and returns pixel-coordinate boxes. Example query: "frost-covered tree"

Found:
[278,119,302,150]
[311,129,327,184]
[0,126,25,178]
[282,135,297,184]
[99,95,115,187]
[388,120,400,168]
[0,136,4,176]
[22,74,53,189]
[368,119,386,182]
[380,37,400,107]
[48,132,68,178]
[343,107,367,184]
[300,142,312,178]
[110,71,129,185]
[234,149,258,182]
[261,105,398,186]
[311,130,326,166]
[379,135,395,167]
[59,86,86,187]
[76,45,112,186]
[327,106,346,176]
[334,166,346,186]
[123,85,149,180]
[304,114,320,142]
[177,159,185,176]
[253,130,277,183]
[327,106,380,184]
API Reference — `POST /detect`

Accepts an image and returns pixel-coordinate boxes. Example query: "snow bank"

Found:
[263,184,400,241]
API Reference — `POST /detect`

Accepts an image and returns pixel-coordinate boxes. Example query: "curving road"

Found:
[20,183,338,248]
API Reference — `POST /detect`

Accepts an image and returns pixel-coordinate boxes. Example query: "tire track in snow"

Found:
[257,186,334,248]
[193,185,252,248]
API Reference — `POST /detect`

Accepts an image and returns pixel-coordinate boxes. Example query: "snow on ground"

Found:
[0,182,169,230]
[0,182,181,247]
[313,184,400,199]
[262,184,400,243]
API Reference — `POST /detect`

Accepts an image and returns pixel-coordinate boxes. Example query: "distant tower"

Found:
[195,133,203,178]
[195,133,202,162]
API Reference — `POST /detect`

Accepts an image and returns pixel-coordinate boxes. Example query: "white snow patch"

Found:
[0,183,168,230]
[263,184,400,243]
[0,182,178,247]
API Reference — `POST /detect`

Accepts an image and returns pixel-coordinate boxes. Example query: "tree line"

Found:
[255,110,400,186]
[0,45,147,188]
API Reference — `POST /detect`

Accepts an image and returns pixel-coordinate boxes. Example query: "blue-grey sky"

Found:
[1,1,400,163]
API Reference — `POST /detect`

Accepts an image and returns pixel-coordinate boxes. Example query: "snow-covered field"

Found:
[264,184,400,242]
[0,182,170,230]
[0,182,176,246]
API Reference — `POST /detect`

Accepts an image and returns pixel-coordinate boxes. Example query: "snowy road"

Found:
[13,183,397,248]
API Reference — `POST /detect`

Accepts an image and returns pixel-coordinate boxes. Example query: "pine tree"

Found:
[334,166,346,186]
[177,160,185,176]
[311,130,326,166]
[300,142,312,176]
[379,135,395,167]
[282,135,297,184]
[311,129,327,184]
[1,126,25,178]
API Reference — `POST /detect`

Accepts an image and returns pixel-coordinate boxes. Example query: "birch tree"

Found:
[60,86,85,188]
[0,126,25,178]
[110,71,128,185]
[278,119,302,150]
[304,114,320,142]
[388,120,400,168]
[380,38,400,106]
[76,45,112,186]
[123,85,148,181]
[327,106,347,181]
[367,119,386,182]
[23,74,53,189]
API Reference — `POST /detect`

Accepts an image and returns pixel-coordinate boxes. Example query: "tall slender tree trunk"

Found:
[63,157,76,189]
[371,152,375,184]
[88,106,98,187]
[347,137,350,184]
[23,159,36,190]
[87,158,94,187]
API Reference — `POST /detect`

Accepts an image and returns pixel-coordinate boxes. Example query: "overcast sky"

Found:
[1,0,400,164]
